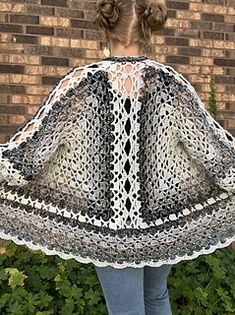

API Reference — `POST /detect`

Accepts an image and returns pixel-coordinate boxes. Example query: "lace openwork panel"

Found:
[0,55,234,268]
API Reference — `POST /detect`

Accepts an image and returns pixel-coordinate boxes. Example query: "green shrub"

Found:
[168,247,235,315]
[0,240,235,314]
[0,240,107,315]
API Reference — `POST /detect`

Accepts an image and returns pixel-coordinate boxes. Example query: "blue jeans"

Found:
[94,264,173,315]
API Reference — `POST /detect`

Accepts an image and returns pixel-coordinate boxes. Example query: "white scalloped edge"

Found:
[0,231,234,269]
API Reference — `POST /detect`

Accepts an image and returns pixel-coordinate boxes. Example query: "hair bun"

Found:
[142,0,168,32]
[95,0,120,29]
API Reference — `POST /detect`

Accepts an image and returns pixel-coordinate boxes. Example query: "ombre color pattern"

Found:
[0,55,234,269]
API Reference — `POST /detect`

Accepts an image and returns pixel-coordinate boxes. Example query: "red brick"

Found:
[166,55,190,65]
[191,21,213,30]
[214,59,235,67]
[56,28,83,39]
[178,47,202,57]
[9,14,39,24]
[166,1,189,10]
[0,23,23,33]
[25,4,55,16]
[41,0,68,7]
[71,19,95,29]
[165,37,189,46]
[202,13,224,22]
[24,45,54,56]
[0,85,25,94]
[42,76,60,85]
[26,26,54,36]
[41,56,69,66]
[202,31,224,41]
[0,65,25,74]
[55,8,84,19]
[11,34,38,44]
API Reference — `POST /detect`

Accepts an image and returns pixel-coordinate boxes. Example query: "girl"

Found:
[0,1,234,314]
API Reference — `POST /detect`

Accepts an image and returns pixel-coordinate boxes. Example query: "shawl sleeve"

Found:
[175,81,235,193]
[0,66,85,187]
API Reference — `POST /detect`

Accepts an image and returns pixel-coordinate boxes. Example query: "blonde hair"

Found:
[93,0,168,48]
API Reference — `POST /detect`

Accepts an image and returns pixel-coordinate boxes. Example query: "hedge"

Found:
[0,240,234,314]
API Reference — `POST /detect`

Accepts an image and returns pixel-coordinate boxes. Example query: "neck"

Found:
[109,40,141,57]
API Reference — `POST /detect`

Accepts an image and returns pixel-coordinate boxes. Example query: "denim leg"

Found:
[144,264,173,315]
[94,265,145,315]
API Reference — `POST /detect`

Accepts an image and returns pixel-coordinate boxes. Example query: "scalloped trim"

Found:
[0,231,234,269]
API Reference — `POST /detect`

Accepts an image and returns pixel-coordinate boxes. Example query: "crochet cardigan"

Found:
[0,55,234,269]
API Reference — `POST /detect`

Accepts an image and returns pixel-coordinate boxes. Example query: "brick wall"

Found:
[0,0,234,143]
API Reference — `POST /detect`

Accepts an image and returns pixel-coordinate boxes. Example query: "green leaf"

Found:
[38,290,53,308]
[4,268,27,289]
[0,253,8,265]
[86,289,102,306]
[60,297,75,314]
[70,284,83,300]
[3,240,19,257]
[25,291,41,312]
[229,282,235,298]
[0,268,8,281]
[0,293,12,308]
[194,287,209,307]
[6,300,25,314]
[37,265,57,280]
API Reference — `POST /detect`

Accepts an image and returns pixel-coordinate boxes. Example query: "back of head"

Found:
[93,0,168,48]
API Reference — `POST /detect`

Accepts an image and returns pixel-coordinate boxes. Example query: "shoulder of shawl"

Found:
[143,60,197,95]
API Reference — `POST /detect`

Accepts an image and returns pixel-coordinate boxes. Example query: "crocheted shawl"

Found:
[0,55,234,269]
